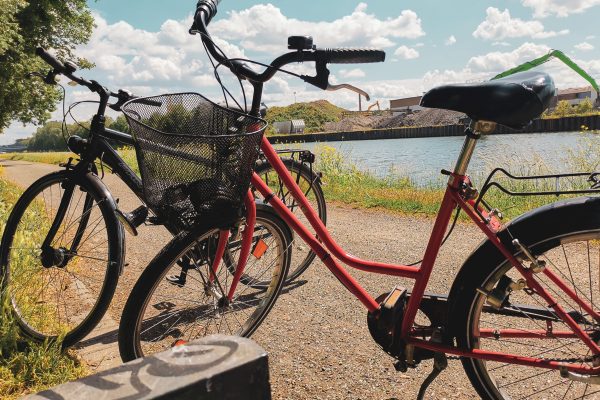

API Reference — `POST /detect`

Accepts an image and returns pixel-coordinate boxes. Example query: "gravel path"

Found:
[1,159,485,399]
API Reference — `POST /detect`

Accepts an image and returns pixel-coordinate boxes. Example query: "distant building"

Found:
[554,86,597,107]
[272,120,306,134]
[389,96,423,115]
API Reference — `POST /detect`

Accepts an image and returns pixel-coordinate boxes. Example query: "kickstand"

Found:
[416,353,448,400]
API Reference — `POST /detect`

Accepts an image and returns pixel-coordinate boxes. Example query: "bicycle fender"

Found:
[78,171,127,275]
[254,202,293,238]
[446,196,600,337]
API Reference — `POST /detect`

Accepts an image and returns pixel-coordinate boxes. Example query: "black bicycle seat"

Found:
[420,71,556,129]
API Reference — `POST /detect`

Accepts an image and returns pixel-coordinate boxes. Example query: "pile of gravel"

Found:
[323,109,466,132]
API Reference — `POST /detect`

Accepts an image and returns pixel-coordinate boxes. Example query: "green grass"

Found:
[3,134,599,221]
[0,166,87,399]
[0,152,78,166]
[0,148,140,175]
[265,100,346,134]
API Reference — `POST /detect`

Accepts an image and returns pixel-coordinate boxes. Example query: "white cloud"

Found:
[394,45,419,59]
[339,68,366,78]
[445,35,457,46]
[212,3,425,53]
[586,35,596,40]
[473,7,569,40]
[492,41,511,47]
[467,42,550,72]
[522,0,600,17]
[575,42,595,51]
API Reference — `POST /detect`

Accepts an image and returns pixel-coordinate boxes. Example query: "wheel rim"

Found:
[466,232,600,399]
[255,164,323,281]
[133,223,286,358]
[3,176,114,341]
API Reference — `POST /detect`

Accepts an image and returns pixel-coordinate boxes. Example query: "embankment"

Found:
[270,114,600,144]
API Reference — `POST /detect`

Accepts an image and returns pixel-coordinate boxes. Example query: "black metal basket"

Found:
[122,93,266,228]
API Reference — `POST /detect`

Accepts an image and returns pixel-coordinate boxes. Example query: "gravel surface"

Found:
[1,159,486,399]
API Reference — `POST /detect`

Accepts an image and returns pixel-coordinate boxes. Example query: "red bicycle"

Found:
[120,1,600,398]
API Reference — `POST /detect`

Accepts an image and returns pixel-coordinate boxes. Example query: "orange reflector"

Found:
[172,340,188,347]
[252,239,268,259]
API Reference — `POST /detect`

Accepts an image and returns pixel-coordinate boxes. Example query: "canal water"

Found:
[288,131,598,185]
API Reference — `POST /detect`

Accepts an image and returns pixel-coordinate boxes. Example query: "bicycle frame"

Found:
[237,127,600,375]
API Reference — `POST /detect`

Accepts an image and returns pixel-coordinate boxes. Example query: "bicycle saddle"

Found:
[420,71,556,129]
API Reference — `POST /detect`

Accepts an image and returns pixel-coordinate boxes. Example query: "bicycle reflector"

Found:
[252,239,268,259]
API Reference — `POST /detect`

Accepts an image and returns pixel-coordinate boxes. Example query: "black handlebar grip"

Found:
[320,48,386,64]
[136,98,163,107]
[36,47,66,71]
[195,0,221,25]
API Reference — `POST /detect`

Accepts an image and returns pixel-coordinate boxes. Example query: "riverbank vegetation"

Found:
[543,99,600,119]
[3,135,598,221]
[265,100,346,134]
[0,165,87,399]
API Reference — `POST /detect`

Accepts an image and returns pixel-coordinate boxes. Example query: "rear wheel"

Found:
[0,171,123,348]
[254,158,326,284]
[454,230,600,399]
[118,208,291,361]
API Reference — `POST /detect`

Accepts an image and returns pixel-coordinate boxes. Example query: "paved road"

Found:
[1,159,484,399]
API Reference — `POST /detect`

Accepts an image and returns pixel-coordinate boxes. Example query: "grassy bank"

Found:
[314,145,583,220]
[0,165,87,399]
[2,136,598,220]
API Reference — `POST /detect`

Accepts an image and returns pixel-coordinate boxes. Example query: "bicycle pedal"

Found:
[166,275,186,287]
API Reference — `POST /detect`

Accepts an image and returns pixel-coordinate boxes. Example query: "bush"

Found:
[553,100,575,117]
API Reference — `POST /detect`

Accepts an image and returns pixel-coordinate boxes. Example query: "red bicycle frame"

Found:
[217,126,600,375]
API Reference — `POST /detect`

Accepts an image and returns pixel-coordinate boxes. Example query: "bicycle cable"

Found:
[199,32,247,112]
[406,206,461,267]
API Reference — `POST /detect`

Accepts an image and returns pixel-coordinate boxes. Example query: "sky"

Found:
[3,0,600,144]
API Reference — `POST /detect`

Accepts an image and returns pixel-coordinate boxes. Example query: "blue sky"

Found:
[3,0,600,144]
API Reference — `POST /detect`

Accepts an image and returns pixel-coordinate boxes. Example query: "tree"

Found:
[576,98,594,115]
[109,115,130,134]
[0,0,94,133]
[27,120,90,151]
[553,100,575,117]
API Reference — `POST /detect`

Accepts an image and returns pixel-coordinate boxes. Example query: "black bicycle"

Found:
[0,49,292,348]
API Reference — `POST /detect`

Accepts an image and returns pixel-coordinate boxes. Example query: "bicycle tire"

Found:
[253,158,326,284]
[118,207,291,361]
[452,227,600,399]
[0,170,123,348]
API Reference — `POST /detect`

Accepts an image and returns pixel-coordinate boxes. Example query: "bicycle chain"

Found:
[445,354,593,363]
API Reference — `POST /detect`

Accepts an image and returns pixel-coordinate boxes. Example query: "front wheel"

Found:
[118,207,291,361]
[0,170,123,348]
[454,230,600,400]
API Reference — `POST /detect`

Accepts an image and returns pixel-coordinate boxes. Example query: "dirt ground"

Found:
[1,159,488,399]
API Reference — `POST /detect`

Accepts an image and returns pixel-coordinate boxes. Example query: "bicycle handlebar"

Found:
[319,48,386,64]
[195,0,221,25]
[36,47,66,71]
[191,1,385,90]
[35,47,161,110]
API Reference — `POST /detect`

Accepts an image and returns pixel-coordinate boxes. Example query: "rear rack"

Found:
[265,148,316,164]
[474,168,600,218]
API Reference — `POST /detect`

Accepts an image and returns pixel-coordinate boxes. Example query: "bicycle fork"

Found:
[40,181,94,269]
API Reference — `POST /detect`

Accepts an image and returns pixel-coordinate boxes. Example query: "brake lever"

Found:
[326,83,371,101]
[109,89,133,112]
[302,60,371,101]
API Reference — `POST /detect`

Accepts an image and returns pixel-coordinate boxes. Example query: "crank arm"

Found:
[326,83,370,101]
[561,368,600,385]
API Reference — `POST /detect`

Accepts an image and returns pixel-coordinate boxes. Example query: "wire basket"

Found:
[122,93,266,228]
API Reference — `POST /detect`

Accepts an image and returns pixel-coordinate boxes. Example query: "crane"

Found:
[367,100,381,112]
[492,49,600,107]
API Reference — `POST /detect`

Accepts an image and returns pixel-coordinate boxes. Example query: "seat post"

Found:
[453,120,495,176]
